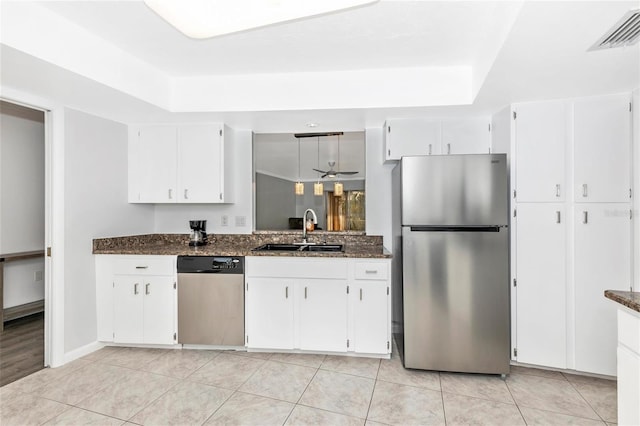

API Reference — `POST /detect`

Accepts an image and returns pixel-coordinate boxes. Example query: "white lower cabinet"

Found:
[245,256,390,356]
[515,203,566,368]
[244,278,294,350]
[299,279,348,352]
[96,255,177,345]
[574,203,631,376]
[617,308,640,426]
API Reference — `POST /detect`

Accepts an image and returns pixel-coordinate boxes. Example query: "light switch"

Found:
[235,216,246,227]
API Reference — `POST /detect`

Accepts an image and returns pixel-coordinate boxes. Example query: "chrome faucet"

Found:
[302,208,318,244]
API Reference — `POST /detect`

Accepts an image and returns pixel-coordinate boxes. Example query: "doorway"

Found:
[0,100,46,385]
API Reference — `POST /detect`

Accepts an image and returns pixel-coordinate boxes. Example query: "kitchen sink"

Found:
[252,243,304,251]
[252,243,344,252]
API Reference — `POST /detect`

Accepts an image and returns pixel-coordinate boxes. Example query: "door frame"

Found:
[1,89,65,367]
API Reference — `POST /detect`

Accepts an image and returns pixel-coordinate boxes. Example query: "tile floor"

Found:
[0,345,617,425]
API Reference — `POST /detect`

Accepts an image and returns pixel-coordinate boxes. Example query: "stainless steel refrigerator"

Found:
[396,154,510,375]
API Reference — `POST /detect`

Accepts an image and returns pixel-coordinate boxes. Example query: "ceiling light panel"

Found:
[145,0,378,39]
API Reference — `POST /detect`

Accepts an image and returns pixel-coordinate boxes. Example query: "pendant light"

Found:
[314,136,324,196]
[334,134,344,196]
[295,137,304,195]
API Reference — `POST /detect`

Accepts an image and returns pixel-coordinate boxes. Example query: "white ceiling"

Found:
[1,1,639,132]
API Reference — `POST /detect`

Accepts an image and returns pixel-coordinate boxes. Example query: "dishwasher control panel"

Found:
[177,256,244,274]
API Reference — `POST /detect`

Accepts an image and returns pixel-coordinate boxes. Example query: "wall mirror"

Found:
[253,131,366,231]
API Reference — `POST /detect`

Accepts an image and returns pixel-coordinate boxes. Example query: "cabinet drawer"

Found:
[112,256,175,276]
[619,309,640,355]
[354,262,388,280]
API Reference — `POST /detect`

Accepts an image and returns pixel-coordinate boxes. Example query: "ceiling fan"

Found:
[313,161,358,178]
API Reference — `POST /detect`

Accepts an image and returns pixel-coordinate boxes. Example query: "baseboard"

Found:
[62,341,105,365]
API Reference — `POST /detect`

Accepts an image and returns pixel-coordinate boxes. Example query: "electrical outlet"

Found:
[34,270,44,282]
[221,215,229,226]
[235,216,246,227]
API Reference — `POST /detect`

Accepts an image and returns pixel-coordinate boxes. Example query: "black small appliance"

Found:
[189,220,208,246]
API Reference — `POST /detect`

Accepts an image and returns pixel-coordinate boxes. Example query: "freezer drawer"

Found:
[402,226,510,374]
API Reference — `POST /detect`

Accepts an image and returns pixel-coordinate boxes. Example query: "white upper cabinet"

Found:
[441,118,490,155]
[177,124,226,203]
[514,100,567,202]
[574,94,632,203]
[129,123,234,203]
[383,119,441,161]
[133,126,178,203]
[383,117,491,161]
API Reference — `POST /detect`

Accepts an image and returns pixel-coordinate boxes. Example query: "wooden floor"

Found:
[0,313,44,387]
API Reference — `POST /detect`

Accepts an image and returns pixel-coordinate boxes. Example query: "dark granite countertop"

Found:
[605,290,640,314]
[93,233,392,259]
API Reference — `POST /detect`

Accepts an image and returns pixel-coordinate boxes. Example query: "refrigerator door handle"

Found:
[409,226,503,232]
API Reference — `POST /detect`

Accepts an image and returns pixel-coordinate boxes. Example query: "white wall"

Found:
[0,101,45,308]
[365,128,394,250]
[0,101,45,253]
[63,108,154,353]
[153,129,253,235]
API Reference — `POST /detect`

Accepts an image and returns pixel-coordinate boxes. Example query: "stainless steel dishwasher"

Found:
[177,256,244,346]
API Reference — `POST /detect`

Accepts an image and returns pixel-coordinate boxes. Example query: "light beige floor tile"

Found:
[33,362,130,405]
[98,347,167,368]
[299,369,375,418]
[510,365,566,380]
[0,391,70,426]
[377,356,440,391]
[285,405,364,425]
[239,360,316,403]
[270,352,326,368]
[520,406,607,425]
[205,392,294,425]
[442,392,525,425]
[44,407,124,425]
[367,380,445,425]
[440,372,514,404]
[187,352,265,390]
[130,380,232,425]
[506,373,600,420]
[82,346,120,361]
[76,370,179,420]
[321,355,381,379]
[569,377,617,423]
[139,348,220,379]
[564,373,616,386]
[3,358,92,394]
[365,421,390,426]
[227,350,274,360]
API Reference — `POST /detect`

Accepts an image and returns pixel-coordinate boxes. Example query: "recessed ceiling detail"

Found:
[590,9,640,51]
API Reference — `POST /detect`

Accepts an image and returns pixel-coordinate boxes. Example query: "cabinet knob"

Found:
[556,184,561,197]
[583,211,589,224]
[360,288,363,301]
[145,283,150,295]
[582,184,588,198]
[556,211,561,224]
[304,286,308,299]
[285,286,288,299]
[184,189,189,200]
[447,143,451,155]
[134,283,139,295]
[168,188,173,199]
[428,144,432,155]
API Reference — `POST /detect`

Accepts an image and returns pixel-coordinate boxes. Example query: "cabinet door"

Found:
[441,118,490,154]
[515,203,566,368]
[574,94,631,202]
[142,276,175,344]
[384,119,441,161]
[514,101,567,202]
[135,126,177,203]
[245,278,294,349]
[299,280,348,352]
[352,281,389,354]
[113,276,144,343]
[575,203,631,375]
[177,125,223,203]
[618,344,640,426]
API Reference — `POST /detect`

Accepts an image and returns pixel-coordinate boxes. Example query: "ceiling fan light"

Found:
[295,181,304,195]
[334,182,344,196]
[314,182,324,196]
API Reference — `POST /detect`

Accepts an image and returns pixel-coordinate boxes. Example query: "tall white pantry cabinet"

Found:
[501,93,634,376]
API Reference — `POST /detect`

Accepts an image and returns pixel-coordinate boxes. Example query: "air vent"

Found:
[590,9,640,51]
